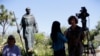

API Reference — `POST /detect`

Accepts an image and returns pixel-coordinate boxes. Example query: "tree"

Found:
[90,21,100,39]
[0,5,15,40]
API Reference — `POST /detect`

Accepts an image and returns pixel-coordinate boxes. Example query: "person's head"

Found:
[68,15,78,26]
[7,35,16,46]
[51,21,61,33]
[51,21,61,42]
[25,7,31,14]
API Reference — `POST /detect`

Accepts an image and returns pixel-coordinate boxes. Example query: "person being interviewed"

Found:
[2,35,21,56]
[64,16,84,56]
[50,21,68,56]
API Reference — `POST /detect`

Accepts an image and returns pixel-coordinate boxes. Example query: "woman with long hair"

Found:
[50,21,67,56]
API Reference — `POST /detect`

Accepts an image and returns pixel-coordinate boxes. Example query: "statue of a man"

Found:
[18,7,38,56]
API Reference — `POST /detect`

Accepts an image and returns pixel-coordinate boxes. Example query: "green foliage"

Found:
[0,5,14,24]
[91,40,100,49]
[33,33,53,56]
[34,43,53,56]
[90,21,100,37]
[89,20,100,49]
[0,4,16,38]
[34,33,45,44]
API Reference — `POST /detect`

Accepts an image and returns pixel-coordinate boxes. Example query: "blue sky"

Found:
[0,0,100,35]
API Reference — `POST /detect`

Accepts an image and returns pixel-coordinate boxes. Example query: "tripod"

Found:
[76,6,96,56]
[83,28,96,56]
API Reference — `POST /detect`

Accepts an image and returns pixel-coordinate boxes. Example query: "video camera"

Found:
[76,7,89,30]
[76,7,89,19]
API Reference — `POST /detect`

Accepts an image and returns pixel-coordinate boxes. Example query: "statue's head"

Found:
[25,7,31,14]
